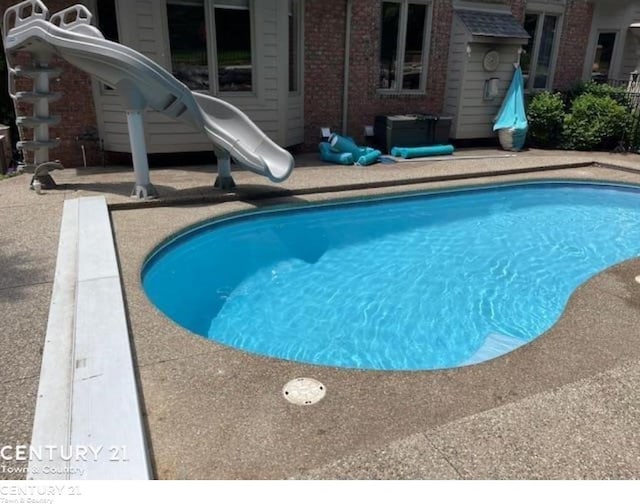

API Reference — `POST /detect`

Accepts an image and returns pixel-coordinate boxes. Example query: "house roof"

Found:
[456,9,531,39]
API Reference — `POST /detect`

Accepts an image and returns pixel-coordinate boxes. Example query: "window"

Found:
[214,1,252,92]
[379,0,432,92]
[167,1,209,91]
[92,0,119,92]
[96,0,119,42]
[521,11,561,91]
[167,0,253,93]
[591,32,616,83]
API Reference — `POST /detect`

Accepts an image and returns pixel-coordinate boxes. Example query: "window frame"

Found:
[166,0,257,97]
[522,7,564,92]
[84,0,120,95]
[377,0,433,95]
[288,0,303,96]
[589,29,619,83]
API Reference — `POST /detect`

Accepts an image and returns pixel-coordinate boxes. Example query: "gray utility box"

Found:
[374,114,452,153]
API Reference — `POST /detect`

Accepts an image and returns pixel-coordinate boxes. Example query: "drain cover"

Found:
[282,377,326,405]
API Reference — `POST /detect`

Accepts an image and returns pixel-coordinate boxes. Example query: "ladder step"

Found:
[17,116,61,127]
[13,66,62,78]
[18,140,60,150]
[14,91,62,103]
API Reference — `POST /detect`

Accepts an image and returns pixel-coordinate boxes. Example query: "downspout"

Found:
[342,0,353,135]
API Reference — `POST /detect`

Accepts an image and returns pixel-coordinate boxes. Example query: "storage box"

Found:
[374,114,452,153]
[433,116,452,145]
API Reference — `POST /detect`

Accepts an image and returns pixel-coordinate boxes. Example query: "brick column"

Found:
[553,0,594,90]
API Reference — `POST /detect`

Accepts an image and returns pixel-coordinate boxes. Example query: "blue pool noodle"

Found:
[319,142,354,165]
[329,133,365,159]
[391,144,455,158]
[356,148,382,166]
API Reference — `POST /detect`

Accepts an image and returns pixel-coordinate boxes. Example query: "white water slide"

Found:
[3,0,294,197]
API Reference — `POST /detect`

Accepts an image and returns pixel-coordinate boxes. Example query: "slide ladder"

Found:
[4,0,63,190]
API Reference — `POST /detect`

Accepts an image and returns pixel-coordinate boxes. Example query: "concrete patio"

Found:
[2,148,640,479]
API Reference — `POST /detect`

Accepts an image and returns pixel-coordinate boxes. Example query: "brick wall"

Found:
[1,0,102,168]
[303,0,453,148]
[303,0,347,147]
[553,0,594,90]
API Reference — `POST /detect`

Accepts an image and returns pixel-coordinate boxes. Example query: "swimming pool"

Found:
[142,182,640,371]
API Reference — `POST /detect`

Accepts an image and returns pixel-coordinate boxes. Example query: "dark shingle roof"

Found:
[456,9,530,39]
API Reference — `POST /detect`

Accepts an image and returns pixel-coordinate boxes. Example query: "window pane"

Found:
[521,13,538,89]
[402,3,427,90]
[592,32,616,83]
[167,1,209,91]
[289,0,299,92]
[215,3,252,92]
[379,2,400,89]
[533,14,557,89]
[96,0,119,42]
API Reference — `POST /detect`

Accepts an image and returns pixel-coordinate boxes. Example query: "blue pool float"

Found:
[319,142,354,165]
[391,144,455,159]
[329,133,365,159]
[356,147,382,166]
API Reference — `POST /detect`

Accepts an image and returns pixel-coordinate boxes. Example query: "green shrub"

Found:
[526,91,566,148]
[562,93,631,150]
[565,80,631,108]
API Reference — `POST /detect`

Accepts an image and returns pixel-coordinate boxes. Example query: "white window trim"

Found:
[377,0,433,95]
[165,0,257,97]
[524,8,564,92]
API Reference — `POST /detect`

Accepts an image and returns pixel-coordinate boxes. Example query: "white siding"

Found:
[92,0,302,155]
[454,43,522,139]
[443,16,468,138]
[286,98,304,145]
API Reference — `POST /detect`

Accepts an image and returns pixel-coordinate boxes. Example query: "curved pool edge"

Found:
[140,178,640,372]
[141,177,640,275]
[105,160,640,479]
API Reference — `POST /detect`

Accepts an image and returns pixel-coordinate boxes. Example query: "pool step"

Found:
[462,332,526,366]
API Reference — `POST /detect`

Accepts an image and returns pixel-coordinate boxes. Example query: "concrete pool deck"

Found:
[2,148,640,479]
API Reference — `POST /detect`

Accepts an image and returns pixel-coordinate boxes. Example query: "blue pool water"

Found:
[142,182,640,370]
